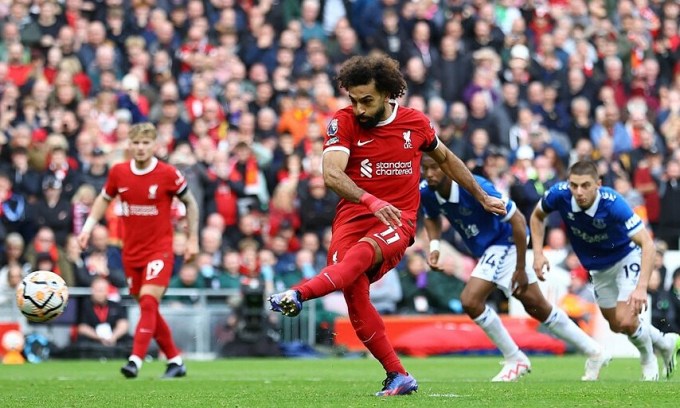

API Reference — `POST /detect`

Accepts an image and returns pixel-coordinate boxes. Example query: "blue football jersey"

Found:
[539,182,644,270]
[420,176,517,258]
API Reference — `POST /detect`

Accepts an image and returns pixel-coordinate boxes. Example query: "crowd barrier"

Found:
[1,249,679,359]
[0,287,317,359]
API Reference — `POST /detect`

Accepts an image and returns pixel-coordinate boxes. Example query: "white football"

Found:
[16,271,69,323]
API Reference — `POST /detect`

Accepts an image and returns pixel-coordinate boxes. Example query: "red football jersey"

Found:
[323,103,438,224]
[103,158,188,265]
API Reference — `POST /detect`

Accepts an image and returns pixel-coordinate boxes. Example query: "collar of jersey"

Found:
[571,190,601,216]
[375,100,399,127]
[130,157,158,176]
[435,181,460,204]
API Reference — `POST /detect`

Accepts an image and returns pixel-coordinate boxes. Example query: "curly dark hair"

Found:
[335,54,407,100]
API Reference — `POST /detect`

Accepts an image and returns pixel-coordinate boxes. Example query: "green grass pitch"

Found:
[1,356,678,407]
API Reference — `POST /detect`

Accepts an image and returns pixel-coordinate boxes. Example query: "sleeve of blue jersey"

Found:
[501,198,517,223]
[539,183,561,213]
[419,183,438,219]
[479,178,502,199]
[611,196,645,237]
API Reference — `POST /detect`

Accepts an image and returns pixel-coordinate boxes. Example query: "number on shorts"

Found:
[146,260,165,280]
[374,226,401,245]
[479,253,497,267]
[623,262,640,279]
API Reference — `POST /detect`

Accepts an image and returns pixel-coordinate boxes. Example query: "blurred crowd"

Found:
[0,0,680,338]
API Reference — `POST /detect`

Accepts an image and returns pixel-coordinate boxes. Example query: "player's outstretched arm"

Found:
[179,189,200,261]
[529,203,549,281]
[323,150,402,228]
[426,144,506,216]
[77,193,111,250]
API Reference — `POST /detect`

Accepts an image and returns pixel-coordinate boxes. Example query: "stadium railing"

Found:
[1,287,317,359]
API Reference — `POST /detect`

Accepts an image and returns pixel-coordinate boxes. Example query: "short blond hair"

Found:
[129,122,157,141]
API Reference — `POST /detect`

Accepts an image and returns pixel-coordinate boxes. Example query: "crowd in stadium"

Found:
[1,0,680,340]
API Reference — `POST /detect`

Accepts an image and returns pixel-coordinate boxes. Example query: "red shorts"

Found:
[328,215,416,283]
[123,252,174,295]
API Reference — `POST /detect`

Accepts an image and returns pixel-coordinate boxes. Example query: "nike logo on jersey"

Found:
[118,187,129,193]
[357,139,374,146]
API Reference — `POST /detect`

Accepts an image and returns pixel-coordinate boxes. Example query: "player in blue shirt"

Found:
[420,156,608,382]
[531,161,680,381]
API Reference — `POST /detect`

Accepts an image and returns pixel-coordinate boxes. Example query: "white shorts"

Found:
[590,249,641,309]
[471,245,538,297]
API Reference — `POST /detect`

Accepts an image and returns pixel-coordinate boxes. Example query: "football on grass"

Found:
[16,271,69,323]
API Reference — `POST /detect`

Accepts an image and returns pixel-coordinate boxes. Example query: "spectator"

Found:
[299,231,327,272]
[84,225,124,287]
[510,154,559,222]
[74,277,132,358]
[227,142,269,213]
[267,181,300,241]
[657,160,680,250]
[24,226,74,286]
[166,262,205,306]
[219,250,244,290]
[398,253,464,314]
[0,263,23,308]
[670,268,680,333]
[649,267,675,334]
[276,90,326,146]
[225,212,265,251]
[613,175,649,226]
[79,147,109,193]
[567,96,594,147]
[6,146,41,203]
[370,268,402,315]
[298,176,338,237]
[0,232,31,276]
[274,248,311,291]
[0,171,29,241]
[461,127,493,174]
[466,91,501,147]
[367,7,409,63]
[44,144,81,200]
[28,175,72,247]
[200,226,224,267]
[70,184,97,236]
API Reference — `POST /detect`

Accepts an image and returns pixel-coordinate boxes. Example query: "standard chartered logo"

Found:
[360,159,413,178]
[376,161,413,176]
[361,159,373,178]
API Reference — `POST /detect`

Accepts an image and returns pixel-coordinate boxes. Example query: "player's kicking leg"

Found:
[461,277,531,382]
[268,290,303,317]
[343,275,418,396]
[514,283,611,381]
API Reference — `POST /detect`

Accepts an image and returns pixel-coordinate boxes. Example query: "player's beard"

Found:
[356,105,385,129]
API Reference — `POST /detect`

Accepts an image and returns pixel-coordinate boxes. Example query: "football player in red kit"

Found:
[268,54,506,396]
[78,123,199,378]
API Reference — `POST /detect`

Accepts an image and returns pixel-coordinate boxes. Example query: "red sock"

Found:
[131,295,158,359]
[344,275,406,374]
[154,311,180,360]
[297,241,375,300]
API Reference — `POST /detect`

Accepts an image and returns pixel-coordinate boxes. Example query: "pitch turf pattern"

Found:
[1,356,679,407]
